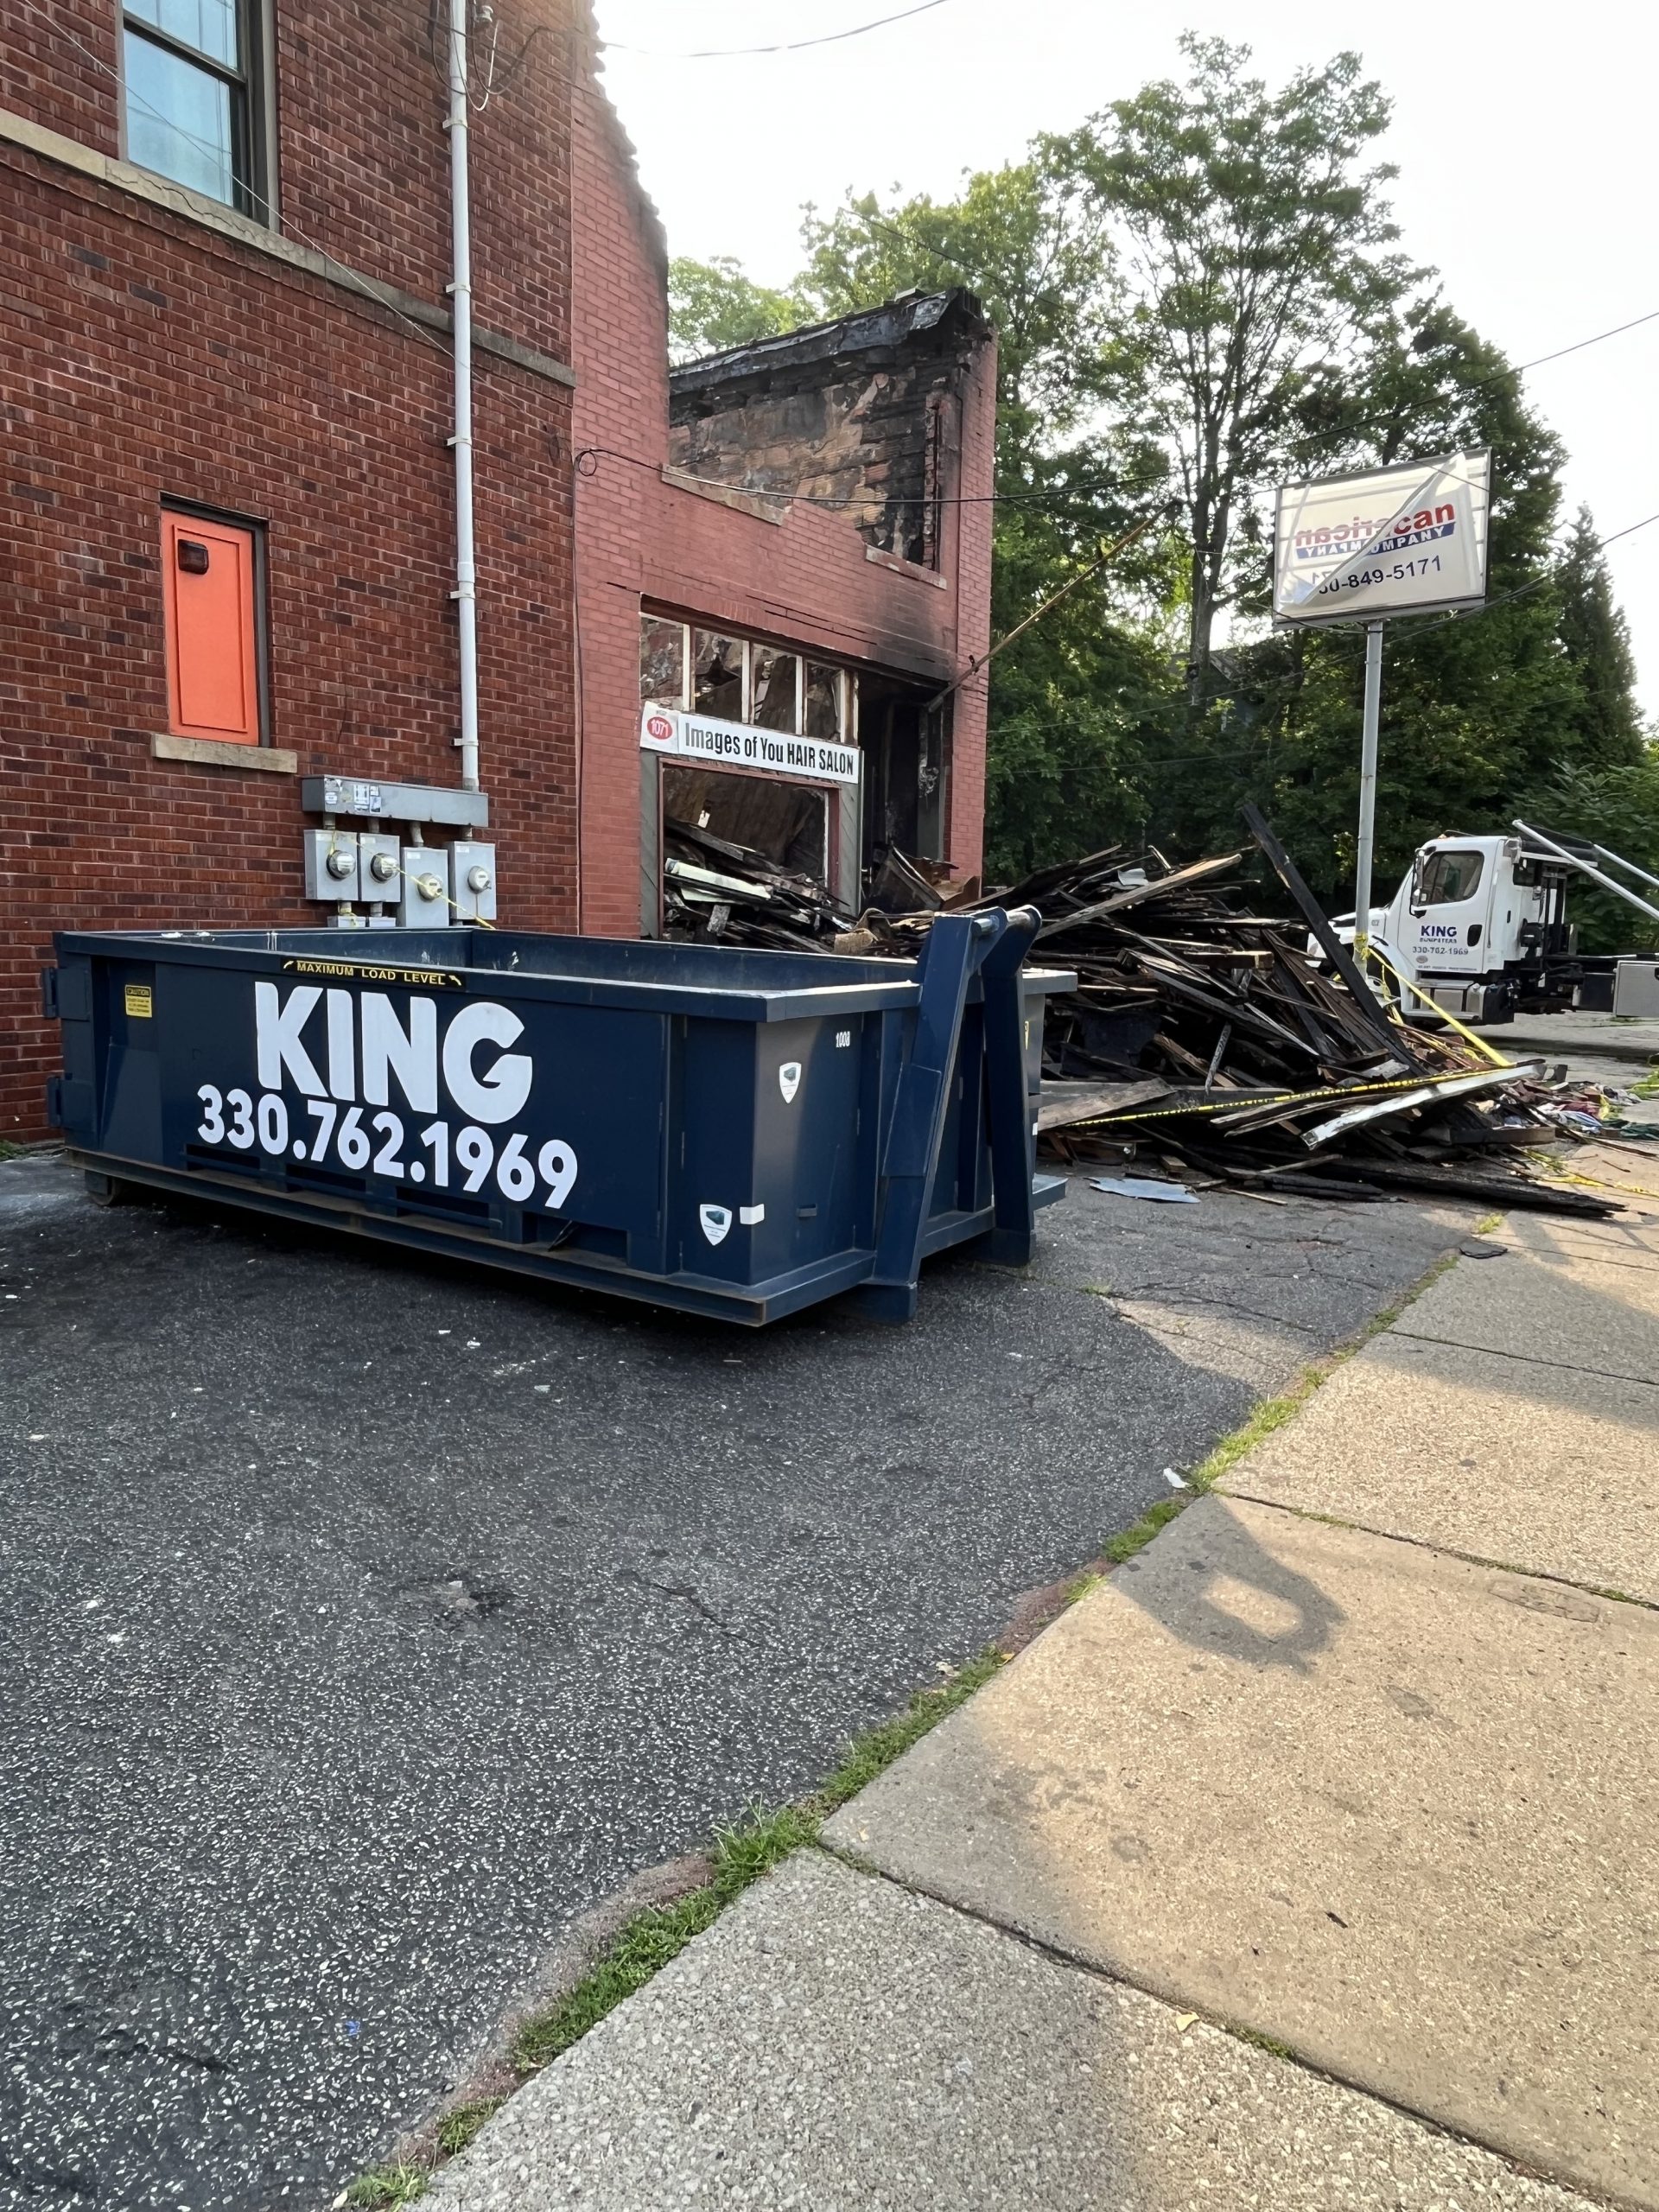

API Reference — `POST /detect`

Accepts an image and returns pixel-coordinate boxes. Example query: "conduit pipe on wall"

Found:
[447,0,480,791]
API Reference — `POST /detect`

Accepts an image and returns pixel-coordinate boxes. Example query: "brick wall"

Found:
[571,58,995,940]
[0,0,578,1139]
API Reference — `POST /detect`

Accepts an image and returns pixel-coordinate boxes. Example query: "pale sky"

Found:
[592,0,1659,713]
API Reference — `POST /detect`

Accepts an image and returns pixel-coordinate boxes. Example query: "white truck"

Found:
[1328,820,1659,1024]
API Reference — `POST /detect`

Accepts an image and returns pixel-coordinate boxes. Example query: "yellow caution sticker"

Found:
[124,982,154,1019]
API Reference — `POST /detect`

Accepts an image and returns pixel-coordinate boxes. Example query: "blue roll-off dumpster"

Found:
[43,907,1071,1325]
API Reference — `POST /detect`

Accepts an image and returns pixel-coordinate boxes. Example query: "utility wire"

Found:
[577,442,1160,514]
[604,0,954,60]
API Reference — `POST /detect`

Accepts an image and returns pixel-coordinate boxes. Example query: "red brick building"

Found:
[569,67,995,938]
[0,4,995,1138]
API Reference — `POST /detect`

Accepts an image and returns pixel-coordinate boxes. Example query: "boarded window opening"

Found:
[161,507,262,745]
[664,766,828,880]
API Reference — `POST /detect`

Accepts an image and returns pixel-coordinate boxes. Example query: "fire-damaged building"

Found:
[0,2,997,1138]
[569,60,996,941]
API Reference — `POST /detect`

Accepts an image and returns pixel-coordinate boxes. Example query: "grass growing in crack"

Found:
[435,2101,503,2157]
[512,1655,1006,2075]
[1187,1244,1465,1495]
[343,2162,429,2208]
[813,1646,1006,1810]
[1101,1494,1188,1563]
[1229,2024,1295,2061]
[514,1803,817,2071]
[340,1649,1008,2201]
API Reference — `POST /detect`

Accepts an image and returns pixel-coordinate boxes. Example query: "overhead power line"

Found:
[604,0,955,60]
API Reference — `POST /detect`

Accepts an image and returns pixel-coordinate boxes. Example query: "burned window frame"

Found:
[639,613,855,746]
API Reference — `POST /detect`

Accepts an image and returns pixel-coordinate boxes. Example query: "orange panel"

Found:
[162,511,261,744]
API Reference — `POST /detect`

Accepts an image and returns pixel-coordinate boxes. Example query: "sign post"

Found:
[1272,450,1491,968]
[1355,620,1383,963]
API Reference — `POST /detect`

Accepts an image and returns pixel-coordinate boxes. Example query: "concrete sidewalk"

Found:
[1475,1007,1659,1067]
[427,1156,1659,2211]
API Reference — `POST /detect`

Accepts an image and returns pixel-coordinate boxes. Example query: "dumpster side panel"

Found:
[48,925,1068,1325]
[100,956,669,1245]
[746,1013,873,1279]
[671,1018,761,1279]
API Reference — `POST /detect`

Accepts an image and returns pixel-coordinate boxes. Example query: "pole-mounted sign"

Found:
[1270,451,1492,963]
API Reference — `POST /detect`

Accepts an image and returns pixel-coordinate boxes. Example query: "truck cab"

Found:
[1329,834,1574,1022]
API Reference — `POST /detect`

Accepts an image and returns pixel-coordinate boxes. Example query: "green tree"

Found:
[1515,756,1659,952]
[667,255,801,361]
[1555,505,1645,764]
[1071,36,1420,709]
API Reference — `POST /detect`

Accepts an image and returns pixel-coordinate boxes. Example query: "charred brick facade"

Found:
[668,294,990,574]
[570,61,995,941]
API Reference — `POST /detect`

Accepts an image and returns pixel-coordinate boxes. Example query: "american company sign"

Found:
[639,705,861,787]
[1272,450,1491,626]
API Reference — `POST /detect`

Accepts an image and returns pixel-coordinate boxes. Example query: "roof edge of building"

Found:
[668,288,991,398]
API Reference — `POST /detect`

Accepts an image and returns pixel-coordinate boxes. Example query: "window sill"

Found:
[864,546,948,588]
[151,733,296,772]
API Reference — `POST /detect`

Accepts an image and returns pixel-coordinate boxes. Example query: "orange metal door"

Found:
[162,512,260,744]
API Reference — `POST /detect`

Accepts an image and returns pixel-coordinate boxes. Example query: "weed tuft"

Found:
[343,2163,429,2208]
[1228,2023,1295,2060]
[810,1649,1005,1815]
[1101,1494,1188,1562]
[434,2101,502,2158]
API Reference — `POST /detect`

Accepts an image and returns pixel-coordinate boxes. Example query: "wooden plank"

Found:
[1037,1078,1173,1130]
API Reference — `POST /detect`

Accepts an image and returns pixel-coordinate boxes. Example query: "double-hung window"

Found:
[122,0,266,219]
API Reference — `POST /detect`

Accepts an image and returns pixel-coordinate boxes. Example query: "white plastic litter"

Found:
[1088,1176,1198,1205]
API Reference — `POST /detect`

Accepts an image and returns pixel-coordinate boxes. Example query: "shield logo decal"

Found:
[699,1204,732,1246]
[779,1061,802,1104]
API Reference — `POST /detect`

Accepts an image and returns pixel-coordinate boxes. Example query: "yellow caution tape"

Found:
[1363,945,1511,1068]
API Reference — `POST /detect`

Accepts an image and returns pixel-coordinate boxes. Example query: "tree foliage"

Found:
[676,38,1648,907]
[1071,37,1417,705]
[666,255,800,362]
[1554,505,1645,764]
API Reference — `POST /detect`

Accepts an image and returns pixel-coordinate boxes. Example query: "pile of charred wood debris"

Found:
[663,805,1638,1217]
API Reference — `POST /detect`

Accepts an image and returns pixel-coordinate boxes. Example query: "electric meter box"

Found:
[450,842,497,923]
[302,830,361,903]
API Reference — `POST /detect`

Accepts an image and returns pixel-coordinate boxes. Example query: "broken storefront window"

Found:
[803,663,846,741]
[692,630,745,721]
[639,615,686,709]
[749,645,801,732]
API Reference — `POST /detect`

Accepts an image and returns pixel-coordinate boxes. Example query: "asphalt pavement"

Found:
[0,1152,1469,2210]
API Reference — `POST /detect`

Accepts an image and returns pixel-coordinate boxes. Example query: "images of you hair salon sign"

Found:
[640,707,861,786]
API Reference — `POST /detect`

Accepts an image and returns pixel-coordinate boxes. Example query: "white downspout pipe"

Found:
[446,0,480,791]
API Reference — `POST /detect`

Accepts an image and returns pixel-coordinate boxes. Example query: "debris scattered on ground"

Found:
[660,813,1649,1217]
[662,817,855,949]
[1088,1176,1200,1205]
